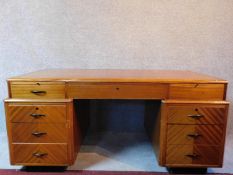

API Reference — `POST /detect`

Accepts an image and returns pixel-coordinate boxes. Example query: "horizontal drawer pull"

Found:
[32,132,47,137]
[30,113,46,118]
[8,104,67,123]
[31,90,47,95]
[187,133,202,138]
[33,152,48,158]
[167,104,228,124]
[12,123,67,143]
[167,124,223,145]
[167,145,221,165]
[187,114,204,119]
[13,144,68,164]
[10,82,65,98]
[185,154,200,159]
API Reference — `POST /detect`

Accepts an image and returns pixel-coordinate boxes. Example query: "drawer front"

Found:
[12,144,68,165]
[166,145,221,166]
[167,125,223,145]
[12,123,67,143]
[67,83,168,99]
[169,84,225,100]
[8,104,67,123]
[10,82,65,99]
[167,105,227,124]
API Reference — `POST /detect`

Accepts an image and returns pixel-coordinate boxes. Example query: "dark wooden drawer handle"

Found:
[33,152,48,158]
[32,132,47,137]
[185,154,199,159]
[187,133,202,138]
[30,113,46,118]
[31,90,47,95]
[187,114,203,119]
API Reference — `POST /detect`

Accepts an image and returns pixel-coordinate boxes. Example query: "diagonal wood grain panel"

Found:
[167,125,223,145]
[12,123,68,143]
[197,107,226,124]
[8,105,67,123]
[194,124,223,145]
[168,106,226,124]
[193,145,220,165]
[166,145,221,166]
[13,144,68,164]
[166,145,193,164]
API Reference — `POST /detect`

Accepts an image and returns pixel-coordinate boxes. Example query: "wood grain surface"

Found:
[7,69,227,83]
[10,82,65,99]
[7,104,67,123]
[4,69,229,167]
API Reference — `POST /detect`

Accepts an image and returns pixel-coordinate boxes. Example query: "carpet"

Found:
[1,170,233,175]
[0,170,168,175]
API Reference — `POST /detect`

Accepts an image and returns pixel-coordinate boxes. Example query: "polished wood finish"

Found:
[166,145,221,166]
[7,70,228,100]
[8,104,67,123]
[167,104,228,124]
[67,83,168,99]
[167,125,223,145]
[5,100,77,166]
[7,69,227,83]
[160,101,229,167]
[4,69,229,168]
[169,84,225,100]
[12,123,67,143]
[10,82,65,99]
[12,144,68,165]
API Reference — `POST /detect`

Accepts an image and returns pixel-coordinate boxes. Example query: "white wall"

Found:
[0,0,233,139]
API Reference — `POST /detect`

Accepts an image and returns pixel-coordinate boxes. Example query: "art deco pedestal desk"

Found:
[4,69,229,169]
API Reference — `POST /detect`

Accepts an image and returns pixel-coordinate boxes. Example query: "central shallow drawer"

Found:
[12,144,68,165]
[10,82,65,99]
[67,83,168,99]
[12,123,67,143]
[8,104,67,123]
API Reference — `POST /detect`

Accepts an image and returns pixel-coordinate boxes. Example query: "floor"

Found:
[1,131,233,174]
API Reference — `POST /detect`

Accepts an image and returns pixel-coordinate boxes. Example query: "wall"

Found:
[0,1,233,137]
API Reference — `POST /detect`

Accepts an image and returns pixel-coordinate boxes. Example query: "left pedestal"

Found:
[4,99,77,166]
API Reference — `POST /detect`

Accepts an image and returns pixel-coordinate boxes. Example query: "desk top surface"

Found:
[8,69,226,83]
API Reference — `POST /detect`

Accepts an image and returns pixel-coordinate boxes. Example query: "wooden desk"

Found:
[4,69,229,168]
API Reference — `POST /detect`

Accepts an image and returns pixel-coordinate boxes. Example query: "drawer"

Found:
[169,84,225,100]
[10,82,65,99]
[12,144,68,165]
[167,125,223,145]
[12,123,67,143]
[67,83,168,99]
[167,104,228,124]
[166,145,221,166]
[7,104,67,123]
